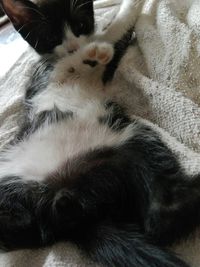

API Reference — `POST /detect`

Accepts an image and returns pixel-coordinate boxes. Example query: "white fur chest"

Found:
[31,79,106,119]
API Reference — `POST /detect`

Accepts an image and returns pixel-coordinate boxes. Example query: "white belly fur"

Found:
[0,117,135,182]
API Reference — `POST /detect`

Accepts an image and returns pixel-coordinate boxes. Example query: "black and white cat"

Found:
[0,0,200,267]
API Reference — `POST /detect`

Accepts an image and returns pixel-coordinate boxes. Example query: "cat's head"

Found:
[1,0,95,54]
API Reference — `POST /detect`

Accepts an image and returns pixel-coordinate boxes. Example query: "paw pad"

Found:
[84,42,114,65]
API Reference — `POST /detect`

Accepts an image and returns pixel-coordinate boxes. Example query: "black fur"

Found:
[103,28,135,84]
[99,101,131,131]
[76,224,189,267]
[35,108,73,128]
[0,177,43,250]
[15,106,73,143]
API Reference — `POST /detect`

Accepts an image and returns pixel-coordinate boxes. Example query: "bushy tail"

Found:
[76,223,189,267]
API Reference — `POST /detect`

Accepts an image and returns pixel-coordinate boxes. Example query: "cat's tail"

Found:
[76,223,189,267]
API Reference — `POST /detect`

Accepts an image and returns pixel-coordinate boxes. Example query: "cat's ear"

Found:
[0,0,43,26]
[0,0,63,54]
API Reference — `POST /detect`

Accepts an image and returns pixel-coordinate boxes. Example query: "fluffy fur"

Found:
[0,0,200,267]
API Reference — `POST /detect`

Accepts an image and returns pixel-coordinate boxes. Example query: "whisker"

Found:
[72,0,80,11]
[74,0,79,8]
[20,6,47,21]
[75,1,91,11]
[70,0,75,12]
[24,31,31,40]
[16,23,27,34]
[34,59,50,76]
[34,38,39,49]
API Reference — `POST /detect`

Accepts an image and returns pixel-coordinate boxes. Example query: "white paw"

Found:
[83,42,114,65]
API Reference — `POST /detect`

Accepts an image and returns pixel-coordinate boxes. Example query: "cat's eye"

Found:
[72,22,87,37]
[78,22,86,33]
[71,18,93,37]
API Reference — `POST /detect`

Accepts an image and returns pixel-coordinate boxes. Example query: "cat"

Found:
[0,0,200,267]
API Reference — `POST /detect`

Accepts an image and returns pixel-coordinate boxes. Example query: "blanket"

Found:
[0,0,200,266]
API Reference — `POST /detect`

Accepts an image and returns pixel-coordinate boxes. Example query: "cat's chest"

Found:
[31,81,105,119]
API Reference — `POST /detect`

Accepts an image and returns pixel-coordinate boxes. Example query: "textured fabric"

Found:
[0,0,200,266]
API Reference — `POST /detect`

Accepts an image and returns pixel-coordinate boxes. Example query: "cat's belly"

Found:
[0,119,134,182]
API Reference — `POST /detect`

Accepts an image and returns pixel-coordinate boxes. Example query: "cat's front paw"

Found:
[83,42,114,66]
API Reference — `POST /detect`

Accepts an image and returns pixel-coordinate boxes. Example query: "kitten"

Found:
[0,0,199,267]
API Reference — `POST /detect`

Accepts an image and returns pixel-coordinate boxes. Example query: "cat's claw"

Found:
[83,42,114,65]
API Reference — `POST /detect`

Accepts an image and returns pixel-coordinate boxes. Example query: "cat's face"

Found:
[1,0,95,54]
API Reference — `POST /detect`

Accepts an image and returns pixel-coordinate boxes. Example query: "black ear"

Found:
[0,0,63,53]
[0,0,41,25]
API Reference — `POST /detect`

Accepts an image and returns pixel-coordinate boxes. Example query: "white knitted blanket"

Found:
[0,0,200,266]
